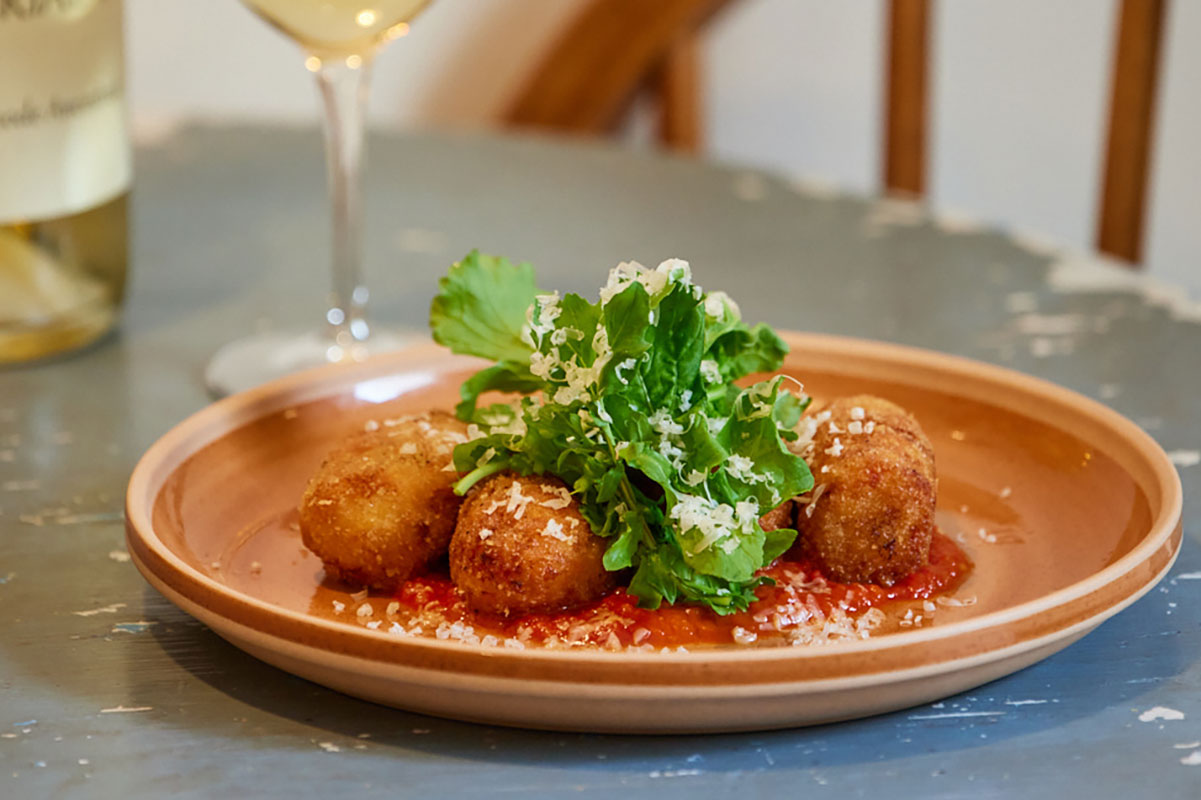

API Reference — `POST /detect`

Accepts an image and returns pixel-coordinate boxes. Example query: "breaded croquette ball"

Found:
[450,472,614,616]
[759,500,795,533]
[790,395,936,585]
[299,411,468,591]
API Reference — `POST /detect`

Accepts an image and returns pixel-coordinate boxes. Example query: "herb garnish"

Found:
[430,251,814,614]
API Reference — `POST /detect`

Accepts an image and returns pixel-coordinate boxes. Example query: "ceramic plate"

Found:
[125,333,1182,733]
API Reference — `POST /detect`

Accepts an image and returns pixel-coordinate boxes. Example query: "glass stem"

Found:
[314,57,373,360]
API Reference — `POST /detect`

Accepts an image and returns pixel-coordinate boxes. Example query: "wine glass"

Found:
[205,0,433,396]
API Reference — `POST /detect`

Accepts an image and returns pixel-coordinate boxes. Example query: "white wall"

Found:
[705,0,884,194]
[126,0,1200,294]
[930,0,1114,249]
[1146,0,1201,293]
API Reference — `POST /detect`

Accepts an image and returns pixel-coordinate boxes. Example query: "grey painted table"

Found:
[2,126,1199,798]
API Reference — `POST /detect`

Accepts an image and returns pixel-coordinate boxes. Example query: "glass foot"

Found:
[204,328,421,397]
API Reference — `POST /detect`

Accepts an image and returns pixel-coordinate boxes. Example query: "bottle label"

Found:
[0,0,129,225]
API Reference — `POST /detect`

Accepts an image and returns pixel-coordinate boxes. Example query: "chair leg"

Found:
[1097,0,1167,265]
[656,33,705,154]
[883,0,930,197]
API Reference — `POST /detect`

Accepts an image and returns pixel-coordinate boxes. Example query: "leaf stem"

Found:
[452,460,507,496]
[599,428,658,551]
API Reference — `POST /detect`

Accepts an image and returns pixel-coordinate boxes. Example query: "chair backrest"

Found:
[503,0,1167,265]
[504,0,735,154]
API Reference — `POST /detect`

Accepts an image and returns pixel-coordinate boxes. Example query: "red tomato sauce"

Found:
[392,531,972,649]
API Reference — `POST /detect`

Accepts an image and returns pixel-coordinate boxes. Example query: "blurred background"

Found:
[126,0,1199,294]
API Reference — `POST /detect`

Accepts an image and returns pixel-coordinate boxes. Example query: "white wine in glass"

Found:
[205,0,433,396]
[243,0,430,57]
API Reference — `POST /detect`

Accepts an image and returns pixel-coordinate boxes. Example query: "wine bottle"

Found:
[0,0,129,363]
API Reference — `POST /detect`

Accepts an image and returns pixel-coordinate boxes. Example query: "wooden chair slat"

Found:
[655,33,704,154]
[1097,0,1167,264]
[883,0,930,197]
[503,0,735,135]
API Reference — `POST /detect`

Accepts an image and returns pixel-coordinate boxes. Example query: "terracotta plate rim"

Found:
[125,332,1183,673]
[133,539,1175,695]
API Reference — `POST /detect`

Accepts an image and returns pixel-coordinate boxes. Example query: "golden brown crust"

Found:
[299,411,468,591]
[759,499,796,533]
[450,472,614,616]
[790,395,936,585]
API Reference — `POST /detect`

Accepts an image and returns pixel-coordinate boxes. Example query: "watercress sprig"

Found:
[431,251,812,614]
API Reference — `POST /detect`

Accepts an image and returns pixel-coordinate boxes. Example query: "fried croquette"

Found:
[759,499,795,533]
[790,395,936,585]
[450,472,614,616]
[299,411,468,591]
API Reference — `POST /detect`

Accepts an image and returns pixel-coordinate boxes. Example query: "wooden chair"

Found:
[503,0,1167,265]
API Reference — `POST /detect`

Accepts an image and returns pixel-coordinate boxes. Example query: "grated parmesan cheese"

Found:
[936,595,978,607]
[669,493,761,555]
[799,483,828,518]
[731,626,758,645]
[614,358,638,385]
[598,258,693,306]
[541,519,571,542]
[648,409,685,436]
[727,455,766,485]
[504,479,535,519]
[539,485,573,509]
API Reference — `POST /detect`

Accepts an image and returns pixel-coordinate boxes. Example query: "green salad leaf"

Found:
[430,250,541,362]
[430,254,813,615]
[430,251,545,417]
